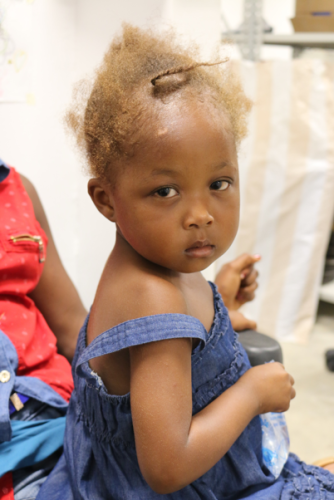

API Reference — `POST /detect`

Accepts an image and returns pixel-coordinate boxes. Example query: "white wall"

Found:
[163,0,221,58]
[0,0,222,308]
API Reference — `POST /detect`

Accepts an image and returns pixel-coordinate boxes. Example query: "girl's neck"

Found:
[112,229,182,283]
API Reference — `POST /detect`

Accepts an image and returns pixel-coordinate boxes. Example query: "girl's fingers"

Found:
[228,310,257,331]
[289,373,296,400]
[233,253,261,277]
[241,268,259,286]
[240,267,251,280]
[243,282,258,293]
[237,283,258,302]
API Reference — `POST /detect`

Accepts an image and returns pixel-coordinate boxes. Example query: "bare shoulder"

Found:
[129,272,188,317]
[89,267,188,339]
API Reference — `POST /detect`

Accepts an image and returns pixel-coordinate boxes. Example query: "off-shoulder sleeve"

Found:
[76,313,207,376]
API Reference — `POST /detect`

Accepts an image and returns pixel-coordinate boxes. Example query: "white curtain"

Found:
[205,60,334,343]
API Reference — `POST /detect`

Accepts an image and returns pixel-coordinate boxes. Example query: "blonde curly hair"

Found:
[66,24,251,181]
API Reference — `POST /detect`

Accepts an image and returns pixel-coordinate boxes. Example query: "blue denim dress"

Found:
[37,283,334,499]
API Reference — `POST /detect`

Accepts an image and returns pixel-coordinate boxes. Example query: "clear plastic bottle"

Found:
[260,412,290,478]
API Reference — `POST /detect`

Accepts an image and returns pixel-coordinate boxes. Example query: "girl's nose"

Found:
[183,204,214,229]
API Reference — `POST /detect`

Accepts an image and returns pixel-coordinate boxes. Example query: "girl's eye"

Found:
[210,180,230,191]
[155,187,177,198]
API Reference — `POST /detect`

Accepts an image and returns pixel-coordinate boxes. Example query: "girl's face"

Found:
[110,101,240,274]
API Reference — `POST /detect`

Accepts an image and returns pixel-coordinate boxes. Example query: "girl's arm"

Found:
[130,302,295,494]
[21,175,87,361]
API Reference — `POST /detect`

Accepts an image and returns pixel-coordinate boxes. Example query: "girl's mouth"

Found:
[185,240,215,258]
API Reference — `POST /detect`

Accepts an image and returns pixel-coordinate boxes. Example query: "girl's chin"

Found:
[132,247,221,274]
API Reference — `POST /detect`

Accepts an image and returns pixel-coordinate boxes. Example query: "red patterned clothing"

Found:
[0,164,73,499]
[0,166,73,401]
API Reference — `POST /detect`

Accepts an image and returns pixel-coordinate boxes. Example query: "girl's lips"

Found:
[185,243,215,258]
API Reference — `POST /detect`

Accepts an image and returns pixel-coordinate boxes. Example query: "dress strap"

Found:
[76,314,207,374]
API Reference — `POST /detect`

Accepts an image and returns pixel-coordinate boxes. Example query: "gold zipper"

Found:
[10,234,45,263]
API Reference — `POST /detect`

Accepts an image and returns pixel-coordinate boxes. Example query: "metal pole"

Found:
[241,0,264,61]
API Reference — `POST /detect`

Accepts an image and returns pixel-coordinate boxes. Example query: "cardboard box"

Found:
[291,14,334,31]
[296,0,334,15]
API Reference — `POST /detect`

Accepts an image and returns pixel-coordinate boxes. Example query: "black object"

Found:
[323,231,334,372]
[323,230,334,284]
[325,349,334,372]
[238,330,283,367]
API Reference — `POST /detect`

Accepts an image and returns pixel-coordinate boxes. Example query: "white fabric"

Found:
[204,59,334,343]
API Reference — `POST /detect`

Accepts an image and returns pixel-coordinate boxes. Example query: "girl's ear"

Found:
[87,178,116,222]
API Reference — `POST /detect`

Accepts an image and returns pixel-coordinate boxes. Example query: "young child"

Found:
[38,25,334,499]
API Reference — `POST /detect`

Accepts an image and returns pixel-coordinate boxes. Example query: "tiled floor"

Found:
[282,301,334,464]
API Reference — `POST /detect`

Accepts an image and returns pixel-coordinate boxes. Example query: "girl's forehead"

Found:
[136,88,232,135]
[147,101,234,151]
[121,101,238,176]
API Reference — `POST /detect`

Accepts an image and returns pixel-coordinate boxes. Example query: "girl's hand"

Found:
[238,363,296,414]
[228,310,257,331]
[215,254,261,311]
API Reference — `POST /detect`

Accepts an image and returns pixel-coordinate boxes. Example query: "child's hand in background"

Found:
[228,310,257,331]
[215,254,261,311]
[238,362,296,415]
